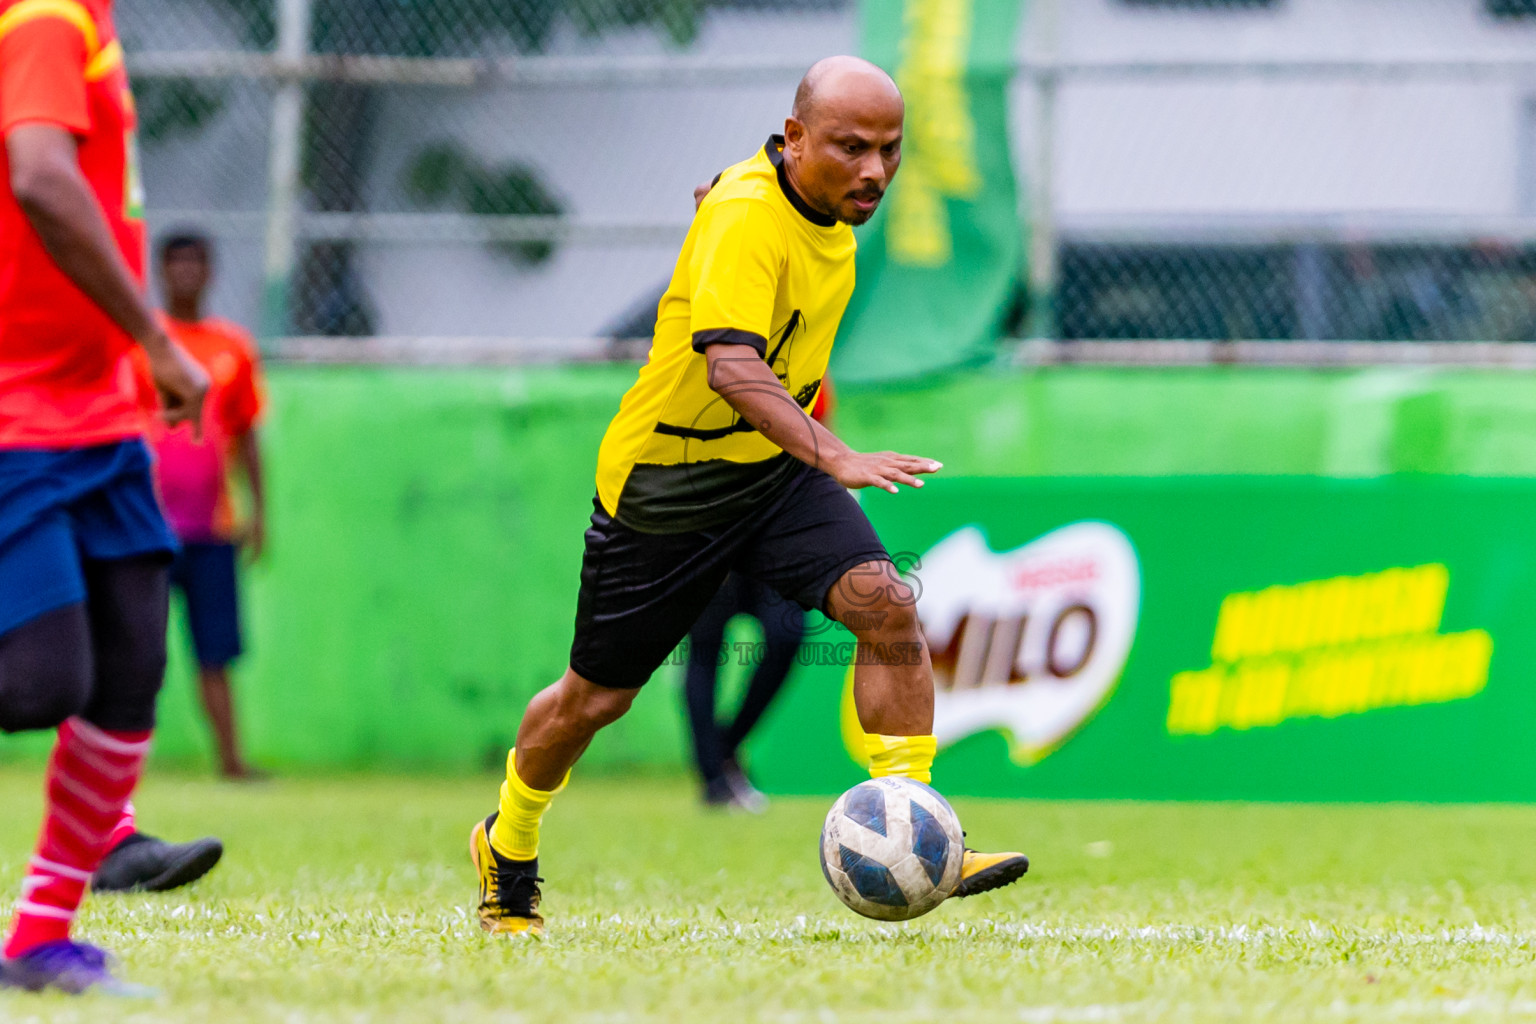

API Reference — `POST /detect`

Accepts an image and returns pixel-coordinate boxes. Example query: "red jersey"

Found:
[132,316,263,542]
[810,383,830,422]
[0,0,145,448]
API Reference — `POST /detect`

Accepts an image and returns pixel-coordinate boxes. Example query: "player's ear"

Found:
[784,117,806,154]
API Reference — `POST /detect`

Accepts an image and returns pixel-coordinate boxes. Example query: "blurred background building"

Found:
[125,0,1536,350]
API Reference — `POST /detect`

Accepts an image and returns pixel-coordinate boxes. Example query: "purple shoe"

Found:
[0,940,155,997]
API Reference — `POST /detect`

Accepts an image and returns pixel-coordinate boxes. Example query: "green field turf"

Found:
[5,768,1536,1022]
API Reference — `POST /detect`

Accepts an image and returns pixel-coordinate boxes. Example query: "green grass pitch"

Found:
[5,767,1536,1022]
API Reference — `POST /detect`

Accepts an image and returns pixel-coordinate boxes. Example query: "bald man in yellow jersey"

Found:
[470,56,1029,936]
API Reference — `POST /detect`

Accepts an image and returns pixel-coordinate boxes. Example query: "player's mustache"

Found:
[849,188,884,202]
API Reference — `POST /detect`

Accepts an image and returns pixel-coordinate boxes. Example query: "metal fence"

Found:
[121,0,1536,357]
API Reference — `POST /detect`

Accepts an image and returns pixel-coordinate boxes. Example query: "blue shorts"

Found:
[0,440,178,639]
[170,541,244,669]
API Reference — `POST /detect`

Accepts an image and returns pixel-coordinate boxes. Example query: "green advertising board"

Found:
[6,364,1536,794]
[751,476,1536,801]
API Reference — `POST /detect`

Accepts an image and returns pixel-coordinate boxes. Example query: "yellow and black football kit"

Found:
[596,135,857,534]
[569,136,889,690]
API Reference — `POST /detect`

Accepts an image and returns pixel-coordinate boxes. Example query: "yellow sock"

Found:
[489,749,569,861]
[865,733,937,784]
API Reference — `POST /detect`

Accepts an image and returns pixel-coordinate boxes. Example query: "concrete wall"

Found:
[1048,0,1536,232]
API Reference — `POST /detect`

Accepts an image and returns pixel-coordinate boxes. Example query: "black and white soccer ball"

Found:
[819,776,964,921]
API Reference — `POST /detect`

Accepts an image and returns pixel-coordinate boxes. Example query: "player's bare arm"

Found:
[235,430,268,562]
[6,124,207,431]
[703,343,941,493]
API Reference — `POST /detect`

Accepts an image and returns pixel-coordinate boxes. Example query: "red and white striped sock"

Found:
[107,801,138,851]
[3,718,150,959]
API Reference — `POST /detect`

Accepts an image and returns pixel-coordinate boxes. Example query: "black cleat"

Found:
[91,832,224,893]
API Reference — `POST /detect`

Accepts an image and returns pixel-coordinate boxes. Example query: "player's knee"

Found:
[556,672,638,736]
[834,561,919,641]
[0,646,92,733]
[878,587,920,639]
[80,631,166,732]
[0,605,94,732]
[578,685,637,729]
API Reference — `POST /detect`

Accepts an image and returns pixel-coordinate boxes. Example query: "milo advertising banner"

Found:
[750,477,1533,802]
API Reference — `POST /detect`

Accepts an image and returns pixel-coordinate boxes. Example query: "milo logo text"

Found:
[843,522,1141,766]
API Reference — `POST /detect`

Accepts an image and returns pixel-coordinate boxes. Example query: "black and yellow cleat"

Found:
[469,814,544,937]
[951,840,1030,899]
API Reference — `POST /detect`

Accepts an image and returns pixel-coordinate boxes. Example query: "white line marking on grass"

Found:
[560,1005,1536,1024]
[1016,1005,1144,1022]
[999,999,1536,1023]
[945,920,1536,949]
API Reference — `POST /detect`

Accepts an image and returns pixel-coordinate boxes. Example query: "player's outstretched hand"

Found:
[827,450,942,494]
[143,332,210,439]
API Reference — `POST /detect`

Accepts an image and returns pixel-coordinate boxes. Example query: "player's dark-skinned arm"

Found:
[6,123,207,431]
[703,344,941,494]
[233,430,267,562]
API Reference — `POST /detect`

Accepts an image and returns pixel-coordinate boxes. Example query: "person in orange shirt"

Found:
[134,231,267,781]
[0,0,217,994]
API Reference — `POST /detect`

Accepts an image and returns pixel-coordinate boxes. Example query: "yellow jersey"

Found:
[595,135,857,533]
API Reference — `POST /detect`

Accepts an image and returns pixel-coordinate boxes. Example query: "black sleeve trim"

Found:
[710,172,722,187]
[691,327,767,356]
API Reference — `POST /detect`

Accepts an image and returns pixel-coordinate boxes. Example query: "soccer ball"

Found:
[819,777,964,921]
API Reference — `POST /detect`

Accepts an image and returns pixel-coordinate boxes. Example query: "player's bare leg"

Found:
[197,667,257,779]
[827,559,1029,900]
[828,560,934,737]
[511,671,637,789]
[471,671,637,936]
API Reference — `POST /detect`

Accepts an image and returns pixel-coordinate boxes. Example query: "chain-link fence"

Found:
[1039,55,1536,346]
[121,0,1536,355]
[123,0,845,345]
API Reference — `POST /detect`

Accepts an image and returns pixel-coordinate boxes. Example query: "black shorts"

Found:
[569,462,888,689]
[170,542,243,669]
